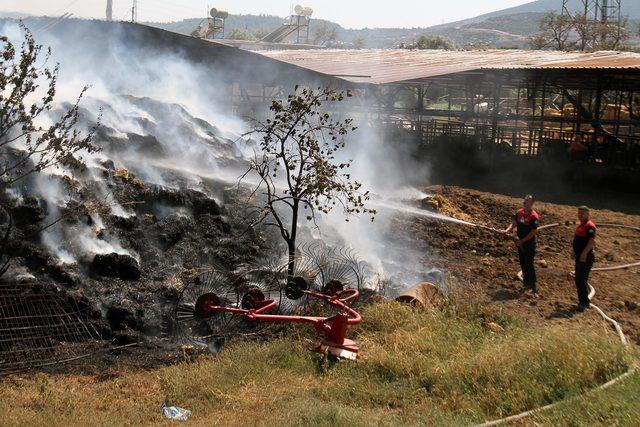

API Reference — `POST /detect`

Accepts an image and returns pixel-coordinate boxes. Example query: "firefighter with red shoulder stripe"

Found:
[504,195,540,293]
[572,205,596,311]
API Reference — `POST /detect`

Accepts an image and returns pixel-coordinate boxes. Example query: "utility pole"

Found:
[131,0,138,23]
[106,0,113,21]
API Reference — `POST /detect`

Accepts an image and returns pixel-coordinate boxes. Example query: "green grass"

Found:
[533,369,640,426]
[0,302,635,426]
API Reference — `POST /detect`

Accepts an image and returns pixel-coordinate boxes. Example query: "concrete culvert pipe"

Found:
[395,282,441,306]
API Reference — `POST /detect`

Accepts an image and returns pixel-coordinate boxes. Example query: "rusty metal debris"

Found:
[395,282,441,306]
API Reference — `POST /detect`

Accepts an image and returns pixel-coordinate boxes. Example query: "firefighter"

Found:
[572,205,596,311]
[504,195,540,293]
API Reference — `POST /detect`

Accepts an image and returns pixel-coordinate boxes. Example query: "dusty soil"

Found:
[390,185,640,344]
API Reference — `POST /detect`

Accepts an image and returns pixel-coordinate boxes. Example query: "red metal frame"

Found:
[199,289,362,359]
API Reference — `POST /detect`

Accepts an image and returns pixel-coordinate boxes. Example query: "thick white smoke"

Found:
[1,18,439,289]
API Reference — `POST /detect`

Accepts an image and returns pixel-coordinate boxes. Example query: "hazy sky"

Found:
[2,0,535,29]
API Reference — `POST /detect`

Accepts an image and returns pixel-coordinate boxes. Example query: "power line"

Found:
[51,0,82,16]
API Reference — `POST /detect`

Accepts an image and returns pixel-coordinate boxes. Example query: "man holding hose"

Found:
[505,195,539,293]
[573,206,596,311]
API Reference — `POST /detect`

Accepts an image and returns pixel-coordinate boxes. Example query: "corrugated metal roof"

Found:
[255,49,640,84]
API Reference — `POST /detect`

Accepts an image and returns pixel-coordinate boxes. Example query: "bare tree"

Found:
[571,13,597,51]
[241,87,375,278]
[413,35,457,50]
[530,11,630,52]
[352,36,365,49]
[227,28,255,41]
[594,16,630,50]
[529,12,572,50]
[0,24,97,277]
[312,23,338,46]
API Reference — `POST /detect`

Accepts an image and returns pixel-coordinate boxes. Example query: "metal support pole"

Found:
[515,86,521,154]
[528,85,536,156]
[539,80,547,155]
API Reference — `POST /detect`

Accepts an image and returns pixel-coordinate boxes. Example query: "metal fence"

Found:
[0,282,100,375]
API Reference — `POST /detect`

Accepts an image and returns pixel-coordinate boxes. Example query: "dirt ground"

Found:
[390,185,640,344]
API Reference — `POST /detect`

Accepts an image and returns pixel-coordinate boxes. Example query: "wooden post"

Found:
[538,80,547,156]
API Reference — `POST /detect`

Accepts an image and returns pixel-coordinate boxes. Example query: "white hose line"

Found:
[476,281,635,427]
[474,222,639,426]
[592,261,640,272]
[588,285,628,346]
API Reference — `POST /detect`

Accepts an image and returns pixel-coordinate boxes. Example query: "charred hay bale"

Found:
[11,196,46,228]
[12,242,78,285]
[140,186,187,210]
[198,214,231,237]
[109,214,137,230]
[105,306,140,332]
[186,189,221,216]
[156,215,194,250]
[90,253,141,281]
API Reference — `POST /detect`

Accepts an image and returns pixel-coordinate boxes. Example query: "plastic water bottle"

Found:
[162,402,191,421]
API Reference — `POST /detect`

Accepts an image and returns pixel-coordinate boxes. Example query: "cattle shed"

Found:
[250,49,640,172]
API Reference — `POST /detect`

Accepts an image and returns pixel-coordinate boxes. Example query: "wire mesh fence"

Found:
[0,282,101,375]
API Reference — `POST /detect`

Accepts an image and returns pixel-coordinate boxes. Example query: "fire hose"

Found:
[472,221,639,426]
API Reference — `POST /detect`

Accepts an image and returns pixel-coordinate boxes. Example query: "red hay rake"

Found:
[172,244,366,360]
[197,286,361,360]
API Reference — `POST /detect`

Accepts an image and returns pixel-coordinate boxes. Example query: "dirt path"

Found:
[390,185,640,343]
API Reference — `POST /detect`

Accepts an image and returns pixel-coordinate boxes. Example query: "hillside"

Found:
[147,8,639,50]
[5,1,639,49]
[145,15,422,48]
[429,0,640,31]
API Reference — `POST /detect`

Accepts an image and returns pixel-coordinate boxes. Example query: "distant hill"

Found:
[500,0,640,18]
[0,11,33,19]
[146,1,640,50]
[4,1,638,50]
[430,0,640,31]
[146,14,284,38]
[146,15,425,48]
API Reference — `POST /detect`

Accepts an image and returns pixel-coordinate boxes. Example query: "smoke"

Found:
[309,119,439,288]
[1,18,439,290]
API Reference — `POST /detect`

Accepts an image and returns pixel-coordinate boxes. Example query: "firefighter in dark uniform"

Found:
[572,206,596,311]
[504,195,540,293]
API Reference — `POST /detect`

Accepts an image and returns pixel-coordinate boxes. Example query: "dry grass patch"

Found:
[0,302,633,426]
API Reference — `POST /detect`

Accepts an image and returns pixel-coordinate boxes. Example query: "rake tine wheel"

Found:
[173,270,241,347]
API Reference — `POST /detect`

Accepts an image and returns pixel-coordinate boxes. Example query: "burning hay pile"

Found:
[0,19,284,371]
[0,79,271,372]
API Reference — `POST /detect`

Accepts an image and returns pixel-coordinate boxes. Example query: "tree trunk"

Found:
[287,200,300,279]
[287,240,296,279]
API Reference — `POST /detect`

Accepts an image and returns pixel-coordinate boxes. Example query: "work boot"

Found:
[576,303,590,312]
